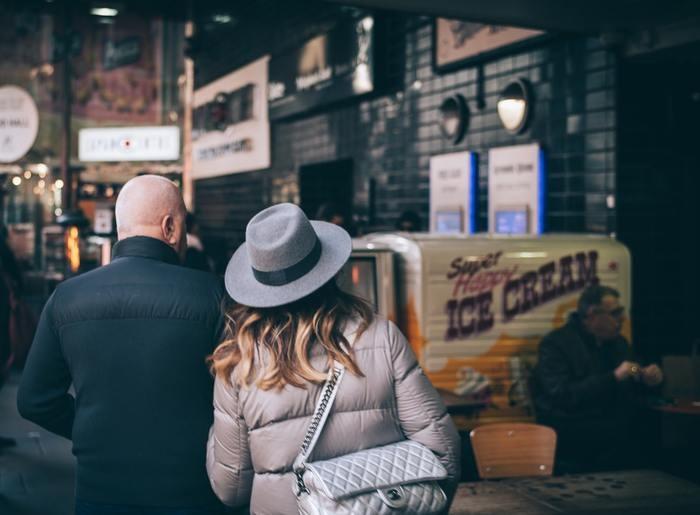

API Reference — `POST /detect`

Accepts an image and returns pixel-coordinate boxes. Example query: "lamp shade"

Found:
[438,94,469,144]
[497,79,531,134]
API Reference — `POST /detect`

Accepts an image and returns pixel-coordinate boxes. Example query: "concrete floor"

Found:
[0,373,76,515]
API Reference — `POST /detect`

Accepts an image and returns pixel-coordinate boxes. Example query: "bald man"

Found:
[18,176,226,515]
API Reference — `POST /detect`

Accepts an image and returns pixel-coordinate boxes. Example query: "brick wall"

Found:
[194,10,618,270]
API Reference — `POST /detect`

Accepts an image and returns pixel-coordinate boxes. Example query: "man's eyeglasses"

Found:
[593,306,625,319]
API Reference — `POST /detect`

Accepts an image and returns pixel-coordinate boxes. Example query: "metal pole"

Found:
[182,17,195,211]
[60,0,73,211]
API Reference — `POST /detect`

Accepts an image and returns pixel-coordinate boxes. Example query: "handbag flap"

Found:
[305,440,448,500]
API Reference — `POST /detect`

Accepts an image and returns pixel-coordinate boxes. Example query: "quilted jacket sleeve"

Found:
[387,321,461,502]
[206,375,254,507]
[17,292,75,439]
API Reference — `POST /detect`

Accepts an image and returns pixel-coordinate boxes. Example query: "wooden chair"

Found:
[469,423,557,479]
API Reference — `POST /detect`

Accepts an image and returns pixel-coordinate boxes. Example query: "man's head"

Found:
[115,175,187,260]
[577,284,625,341]
[315,202,346,228]
[396,210,421,232]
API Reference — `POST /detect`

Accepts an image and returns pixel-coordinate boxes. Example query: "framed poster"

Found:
[429,151,478,234]
[488,143,546,235]
[69,14,162,124]
[434,19,545,72]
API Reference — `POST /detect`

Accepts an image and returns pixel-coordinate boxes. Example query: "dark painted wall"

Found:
[617,56,700,356]
[193,10,618,275]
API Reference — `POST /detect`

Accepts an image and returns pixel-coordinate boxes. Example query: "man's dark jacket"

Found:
[18,236,225,508]
[532,313,636,445]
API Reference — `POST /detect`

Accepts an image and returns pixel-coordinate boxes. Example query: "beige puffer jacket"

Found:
[206,317,461,514]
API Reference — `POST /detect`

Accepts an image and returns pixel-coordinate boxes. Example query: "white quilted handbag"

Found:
[293,363,448,514]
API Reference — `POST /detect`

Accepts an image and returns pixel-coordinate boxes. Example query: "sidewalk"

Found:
[0,372,75,515]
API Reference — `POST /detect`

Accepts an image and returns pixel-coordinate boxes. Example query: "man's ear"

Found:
[161,214,176,245]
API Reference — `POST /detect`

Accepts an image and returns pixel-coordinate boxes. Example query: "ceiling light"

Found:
[91,7,119,17]
[212,14,232,24]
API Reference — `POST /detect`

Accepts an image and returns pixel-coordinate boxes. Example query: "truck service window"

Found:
[337,257,378,310]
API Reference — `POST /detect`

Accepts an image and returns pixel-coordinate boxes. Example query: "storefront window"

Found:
[0,6,185,284]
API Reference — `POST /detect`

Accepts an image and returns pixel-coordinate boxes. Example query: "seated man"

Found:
[532,285,663,473]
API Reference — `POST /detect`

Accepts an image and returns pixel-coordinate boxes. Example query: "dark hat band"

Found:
[252,238,322,286]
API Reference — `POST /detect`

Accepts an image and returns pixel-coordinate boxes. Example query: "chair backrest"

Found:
[469,423,557,479]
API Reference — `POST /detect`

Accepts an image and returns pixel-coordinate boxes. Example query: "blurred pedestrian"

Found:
[1,223,36,372]
[532,284,663,473]
[396,209,422,232]
[0,223,21,450]
[1,225,14,381]
[206,203,460,513]
[18,175,226,515]
[0,223,23,293]
[315,201,356,236]
[184,212,213,272]
[315,201,345,226]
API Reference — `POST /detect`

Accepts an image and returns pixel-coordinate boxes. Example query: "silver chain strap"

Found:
[295,365,343,495]
[300,366,342,455]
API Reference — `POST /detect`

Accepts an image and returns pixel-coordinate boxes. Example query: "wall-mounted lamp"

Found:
[497,79,532,134]
[90,7,119,17]
[438,94,469,144]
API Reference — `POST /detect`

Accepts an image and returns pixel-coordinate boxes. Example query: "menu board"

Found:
[488,144,545,235]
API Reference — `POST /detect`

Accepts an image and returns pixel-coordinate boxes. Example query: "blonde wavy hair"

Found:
[209,281,374,389]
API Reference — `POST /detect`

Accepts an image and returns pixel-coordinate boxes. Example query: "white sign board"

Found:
[488,143,544,235]
[429,152,477,234]
[192,56,270,178]
[0,86,39,163]
[79,126,180,162]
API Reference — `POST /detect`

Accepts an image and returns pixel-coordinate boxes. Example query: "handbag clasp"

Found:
[377,485,408,509]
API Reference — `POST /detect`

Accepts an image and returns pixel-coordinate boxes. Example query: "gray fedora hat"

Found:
[224,203,351,308]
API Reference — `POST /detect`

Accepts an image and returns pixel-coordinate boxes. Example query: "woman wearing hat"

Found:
[206,204,460,514]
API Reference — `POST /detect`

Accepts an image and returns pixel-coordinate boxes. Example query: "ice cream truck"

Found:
[338,233,631,431]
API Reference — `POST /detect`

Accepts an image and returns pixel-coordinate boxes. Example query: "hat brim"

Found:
[224,221,352,308]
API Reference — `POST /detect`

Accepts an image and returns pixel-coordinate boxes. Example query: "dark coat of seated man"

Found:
[532,285,663,473]
[17,176,226,515]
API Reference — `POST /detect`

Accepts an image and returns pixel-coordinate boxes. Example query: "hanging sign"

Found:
[0,86,39,163]
[192,56,270,178]
[79,126,180,162]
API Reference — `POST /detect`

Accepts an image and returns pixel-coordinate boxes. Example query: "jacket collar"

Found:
[112,236,180,266]
[568,312,598,345]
